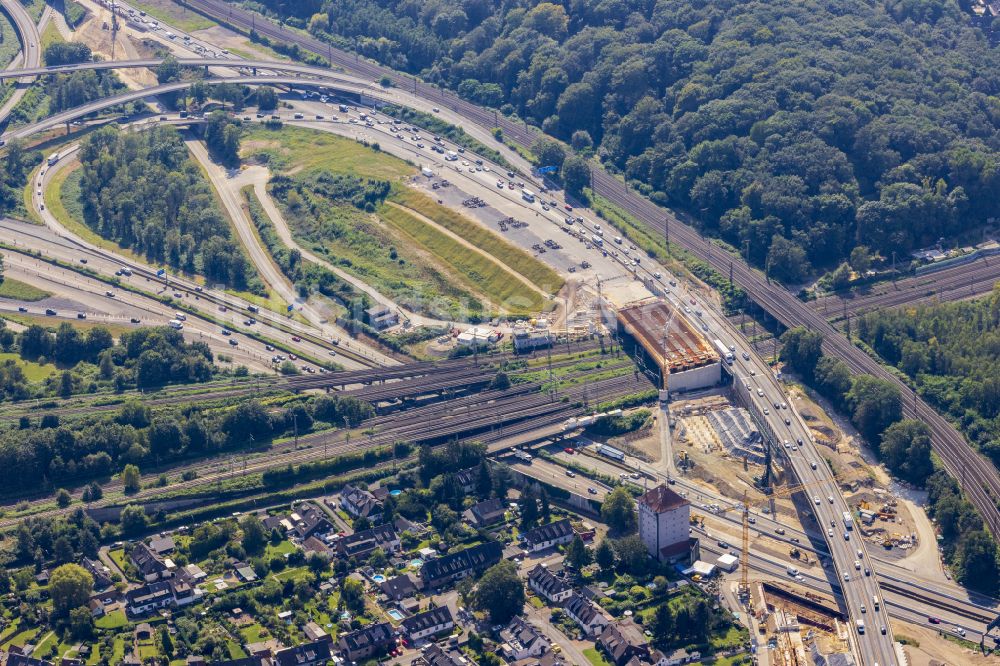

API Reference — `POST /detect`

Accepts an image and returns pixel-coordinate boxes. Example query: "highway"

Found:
[0,5,992,660]
[0,0,41,124]
[0,65,892,662]
[167,0,1000,569]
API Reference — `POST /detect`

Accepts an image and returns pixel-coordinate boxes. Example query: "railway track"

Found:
[814,255,1000,319]
[0,366,649,527]
[0,345,611,421]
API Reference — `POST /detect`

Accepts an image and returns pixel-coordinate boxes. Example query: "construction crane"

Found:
[738,478,837,599]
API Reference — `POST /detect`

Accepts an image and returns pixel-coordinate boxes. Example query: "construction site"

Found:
[615,298,722,394]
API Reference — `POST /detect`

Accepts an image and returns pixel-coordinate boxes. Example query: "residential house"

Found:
[454,467,478,493]
[653,648,701,666]
[521,519,574,553]
[527,565,572,605]
[130,542,171,582]
[80,557,113,589]
[273,640,331,666]
[499,617,548,661]
[171,578,196,606]
[302,622,330,644]
[87,598,106,618]
[261,514,287,534]
[336,524,400,560]
[419,541,503,589]
[182,563,207,583]
[400,606,454,643]
[148,536,175,556]
[125,581,174,616]
[287,503,333,542]
[379,574,418,602]
[213,658,268,666]
[235,564,258,583]
[414,644,475,666]
[6,655,52,666]
[598,621,650,666]
[462,498,506,527]
[302,537,332,558]
[340,485,383,521]
[336,622,395,662]
[564,593,610,637]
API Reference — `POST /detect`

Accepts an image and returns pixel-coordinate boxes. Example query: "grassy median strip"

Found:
[390,187,564,294]
[0,278,50,301]
[379,203,547,314]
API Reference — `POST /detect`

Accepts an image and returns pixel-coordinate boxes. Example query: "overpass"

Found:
[0,0,42,123]
[0,74,374,142]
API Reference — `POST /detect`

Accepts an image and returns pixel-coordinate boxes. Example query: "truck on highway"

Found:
[521,188,536,203]
[513,450,533,463]
[843,510,854,530]
[713,339,735,364]
[591,235,603,247]
[856,619,865,634]
[46,152,60,166]
[168,319,184,330]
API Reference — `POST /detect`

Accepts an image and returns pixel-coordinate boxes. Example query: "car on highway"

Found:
[827,528,833,537]
[717,540,729,549]
[244,318,256,325]
[860,604,866,613]
[229,339,238,346]
[775,527,785,535]
[814,496,821,505]
[828,496,834,503]
[563,447,574,454]
[810,461,818,470]
[864,567,871,576]
[763,408,769,415]
[328,350,338,356]
[45,309,56,316]
[130,318,141,324]
[928,617,941,624]
[784,417,791,425]
[105,291,115,297]
[221,329,231,336]
[881,626,887,635]
[77,313,86,319]
[844,532,850,541]
[742,351,750,360]
[565,470,575,477]
[79,258,87,264]
[843,572,850,581]
[587,487,598,494]
[292,336,301,342]
[854,560,861,570]
[265,345,275,351]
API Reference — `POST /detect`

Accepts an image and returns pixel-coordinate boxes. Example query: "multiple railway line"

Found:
[0,352,647,527]
[814,255,1000,320]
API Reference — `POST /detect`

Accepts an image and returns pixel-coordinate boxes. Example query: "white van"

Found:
[174,312,186,321]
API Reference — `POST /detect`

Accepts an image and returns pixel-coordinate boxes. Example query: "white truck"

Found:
[713,339,735,364]
[843,511,854,530]
[168,319,184,330]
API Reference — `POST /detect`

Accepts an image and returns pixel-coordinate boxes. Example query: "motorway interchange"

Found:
[1,1,998,664]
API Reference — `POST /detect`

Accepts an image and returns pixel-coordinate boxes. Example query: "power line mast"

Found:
[109,0,121,60]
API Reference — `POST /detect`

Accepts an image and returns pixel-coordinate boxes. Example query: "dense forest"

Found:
[0,141,39,217]
[76,126,261,292]
[247,0,1000,281]
[858,286,1000,466]
[0,322,216,399]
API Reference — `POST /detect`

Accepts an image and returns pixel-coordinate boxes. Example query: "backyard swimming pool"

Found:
[387,609,405,621]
